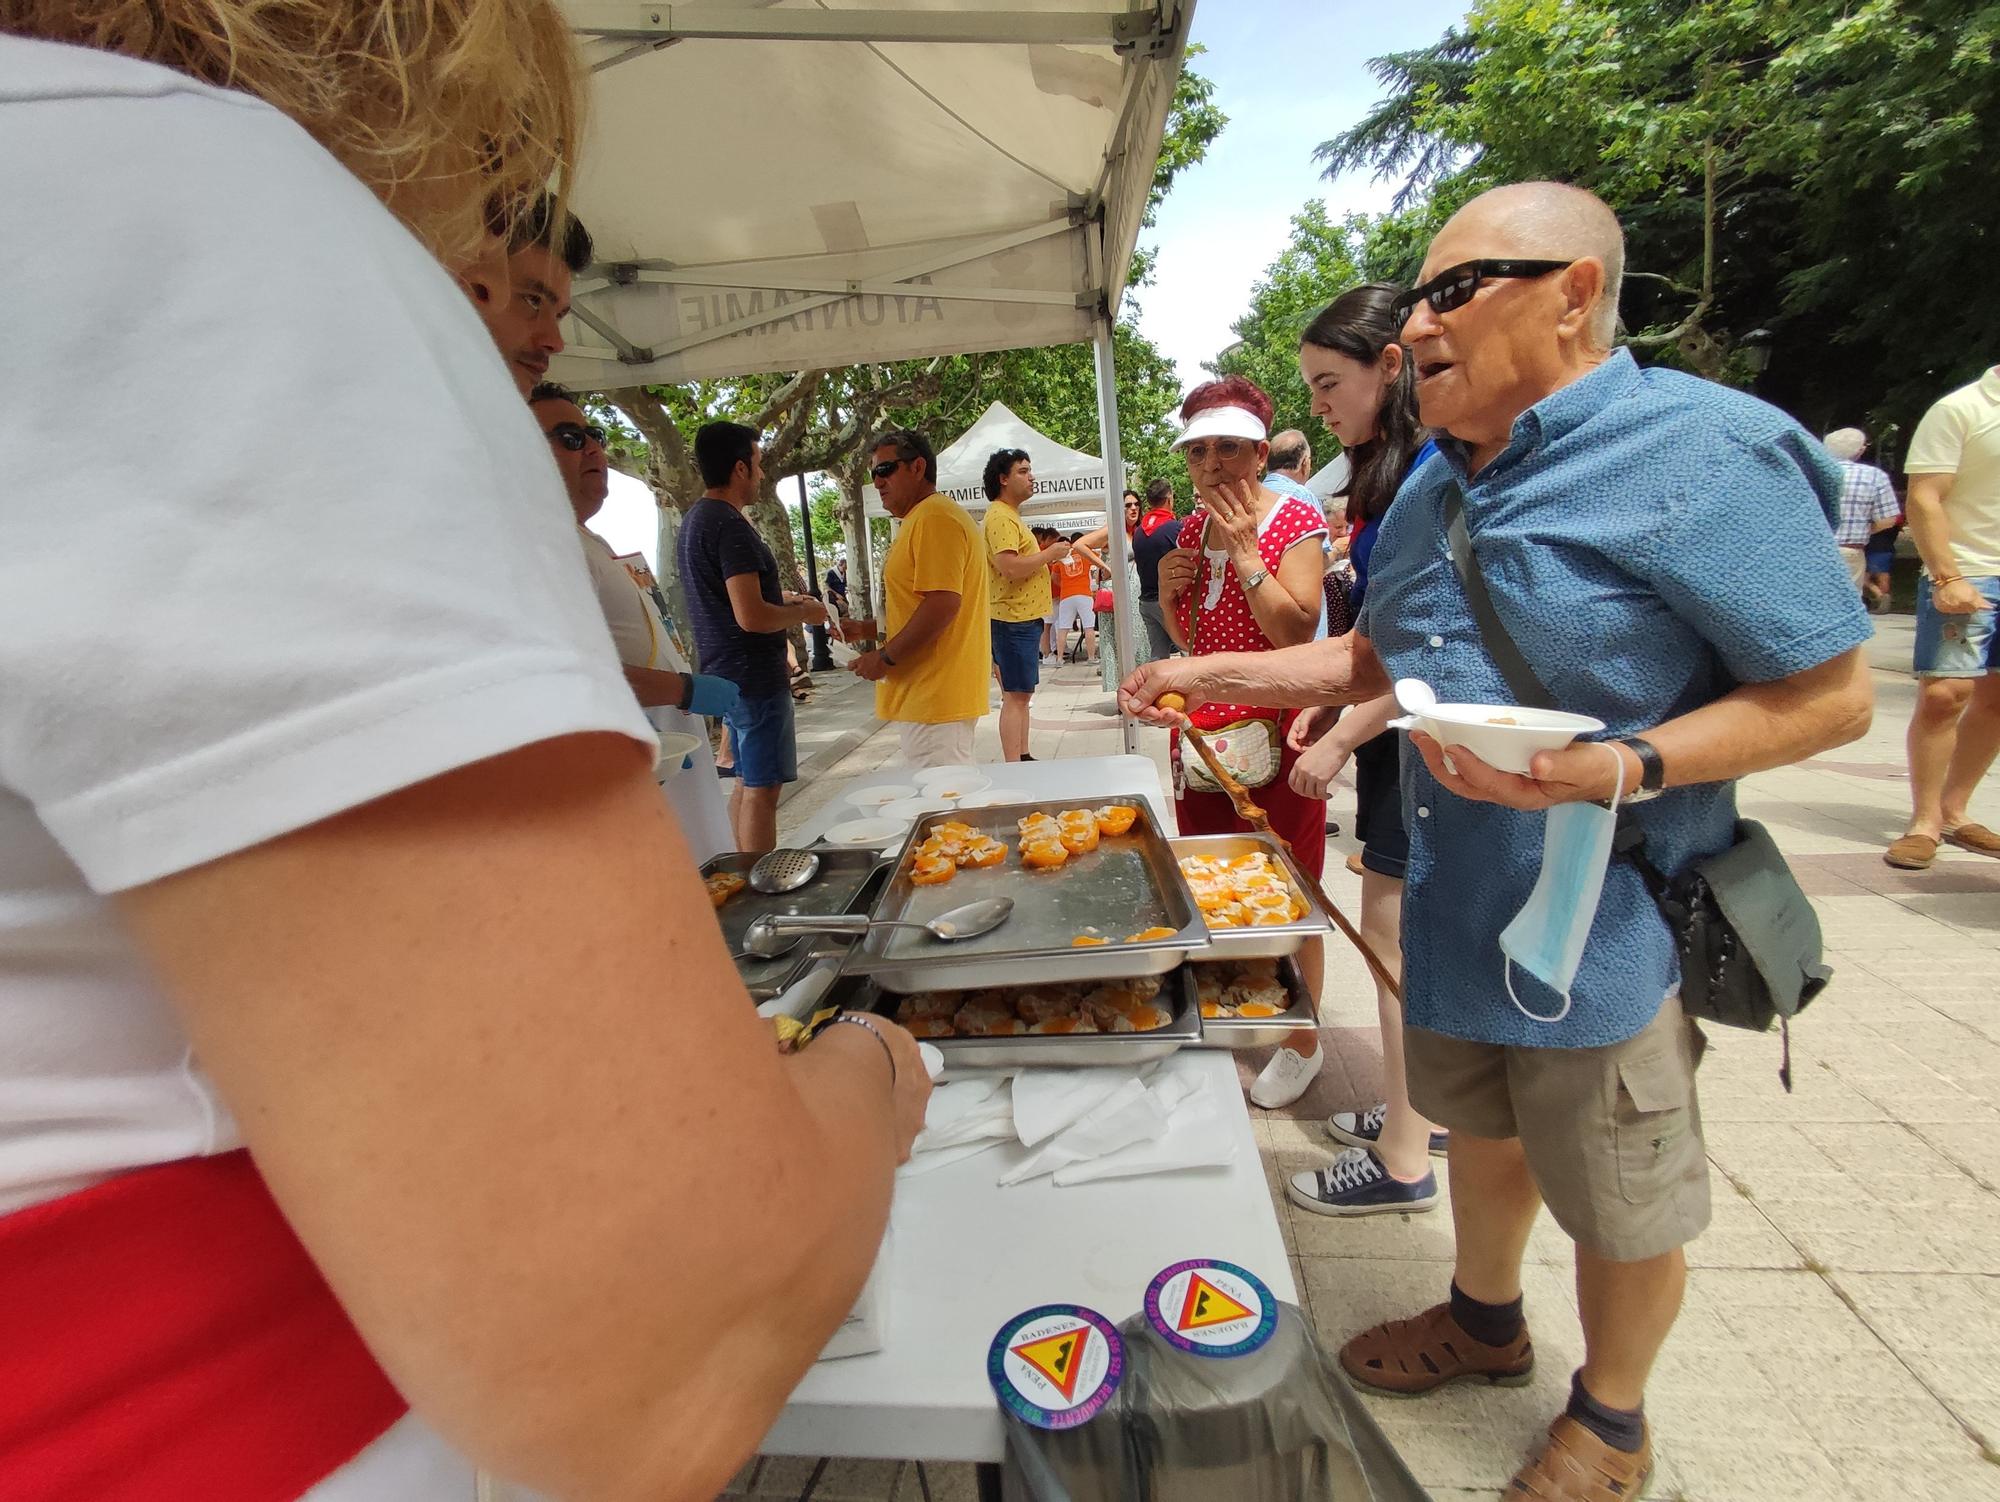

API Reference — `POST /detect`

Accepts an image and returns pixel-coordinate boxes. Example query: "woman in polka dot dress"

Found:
[1159,377,1332,1104]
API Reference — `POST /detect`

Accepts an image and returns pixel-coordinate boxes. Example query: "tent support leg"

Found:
[1091,314,1139,756]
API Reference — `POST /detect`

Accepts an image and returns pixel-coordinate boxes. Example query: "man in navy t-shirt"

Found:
[677,422,828,852]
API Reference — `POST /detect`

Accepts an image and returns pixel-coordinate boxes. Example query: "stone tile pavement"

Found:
[753,622,2000,1501]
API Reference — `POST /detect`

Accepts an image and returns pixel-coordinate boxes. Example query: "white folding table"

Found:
[764,757,1294,1473]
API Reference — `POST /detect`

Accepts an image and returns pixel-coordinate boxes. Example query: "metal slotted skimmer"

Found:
[747,847,822,895]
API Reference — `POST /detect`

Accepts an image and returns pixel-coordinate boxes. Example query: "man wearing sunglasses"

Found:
[856,430,991,767]
[1123,182,1873,1501]
[529,385,737,861]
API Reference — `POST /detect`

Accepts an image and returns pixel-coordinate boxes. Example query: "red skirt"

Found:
[1173,710,1328,879]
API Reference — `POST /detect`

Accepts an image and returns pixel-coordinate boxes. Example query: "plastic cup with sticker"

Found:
[1142,1259,1277,1360]
[987,1304,1124,1431]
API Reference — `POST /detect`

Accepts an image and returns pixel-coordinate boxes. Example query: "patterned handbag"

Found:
[1176,514,1283,793]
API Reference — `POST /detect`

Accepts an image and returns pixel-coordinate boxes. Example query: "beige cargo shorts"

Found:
[1405,994,1710,1262]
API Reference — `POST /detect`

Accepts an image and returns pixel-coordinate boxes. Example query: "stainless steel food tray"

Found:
[1169,832,1331,960]
[701,849,890,999]
[855,965,1202,1076]
[1188,954,1317,1050]
[844,800,1206,994]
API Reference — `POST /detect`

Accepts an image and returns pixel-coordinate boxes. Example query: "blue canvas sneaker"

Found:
[1287,1148,1439,1217]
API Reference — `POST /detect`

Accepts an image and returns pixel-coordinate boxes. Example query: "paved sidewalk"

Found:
[759,624,2000,1502]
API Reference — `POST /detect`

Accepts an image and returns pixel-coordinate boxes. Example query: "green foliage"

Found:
[1311,0,2000,444]
[1207,195,1463,452]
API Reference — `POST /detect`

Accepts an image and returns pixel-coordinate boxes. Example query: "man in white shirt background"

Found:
[1822,426,1901,599]
[531,383,738,862]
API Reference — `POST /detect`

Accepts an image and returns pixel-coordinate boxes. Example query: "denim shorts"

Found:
[1913,575,2000,677]
[990,618,1042,693]
[723,688,798,787]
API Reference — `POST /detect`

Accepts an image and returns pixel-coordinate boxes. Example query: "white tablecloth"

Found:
[763,757,1290,1464]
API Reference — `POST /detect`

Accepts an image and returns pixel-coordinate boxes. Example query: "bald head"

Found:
[1435,183,1625,347]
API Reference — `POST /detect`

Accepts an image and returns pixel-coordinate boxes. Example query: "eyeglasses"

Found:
[547,421,606,452]
[1391,259,1576,326]
[870,458,906,481]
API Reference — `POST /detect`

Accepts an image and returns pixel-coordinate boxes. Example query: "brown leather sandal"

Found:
[1506,1416,1652,1500]
[1339,1301,1534,1397]
[1944,822,2000,857]
[1884,834,1938,870]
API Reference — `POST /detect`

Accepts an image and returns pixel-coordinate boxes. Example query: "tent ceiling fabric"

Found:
[861,399,1112,519]
[548,0,1193,389]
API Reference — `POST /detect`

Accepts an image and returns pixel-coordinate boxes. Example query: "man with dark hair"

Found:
[677,421,828,852]
[454,193,593,397]
[981,448,1071,761]
[854,430,990,767]
[1131,476,1183,663]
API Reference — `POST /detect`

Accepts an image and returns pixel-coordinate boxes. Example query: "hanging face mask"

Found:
[1497,744,1627,1024]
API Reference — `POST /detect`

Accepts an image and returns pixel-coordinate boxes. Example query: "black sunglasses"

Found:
[1391,259,1576,326]
[547,421,606,452]
[870,458,907,481]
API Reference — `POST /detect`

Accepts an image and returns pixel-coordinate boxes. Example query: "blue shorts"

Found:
[991,618,1042,694]
[1863,526,1900,575]
[1914,576,2000,677]
[723,688,798,787]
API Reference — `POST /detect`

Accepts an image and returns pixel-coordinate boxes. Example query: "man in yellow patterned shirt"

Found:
[851,429,992,768]
[981,448,1073,761]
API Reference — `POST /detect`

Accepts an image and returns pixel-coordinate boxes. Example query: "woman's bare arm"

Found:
[1119,630,1391,724]
[119,734,921,1502]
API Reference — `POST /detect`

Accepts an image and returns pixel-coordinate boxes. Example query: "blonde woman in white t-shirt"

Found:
[0,8,927,1501]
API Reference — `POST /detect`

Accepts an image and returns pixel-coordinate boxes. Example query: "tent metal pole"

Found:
[1091,313,1139,756]
[798,473,834,672]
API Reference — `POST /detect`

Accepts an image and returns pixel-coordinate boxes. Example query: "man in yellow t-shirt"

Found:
[981,447,1072,762]
[851,428,992,768]
[1890,364,2000,870]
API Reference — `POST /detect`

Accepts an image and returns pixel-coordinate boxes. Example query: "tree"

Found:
[1312,0,2000,441]
[1206,195,1463,456]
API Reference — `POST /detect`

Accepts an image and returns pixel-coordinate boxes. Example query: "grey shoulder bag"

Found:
[1441,485,1830,1088]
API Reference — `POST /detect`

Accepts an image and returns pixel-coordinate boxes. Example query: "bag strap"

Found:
[1441,483,1555,711]
[1444,482,1651,861]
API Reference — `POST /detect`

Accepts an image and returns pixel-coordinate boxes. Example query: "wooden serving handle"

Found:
[1178,718,1403,1004]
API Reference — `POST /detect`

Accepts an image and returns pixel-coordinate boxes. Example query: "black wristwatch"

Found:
[676,674,695,713]
[1619,737,1666,802]
[880,647,898,667]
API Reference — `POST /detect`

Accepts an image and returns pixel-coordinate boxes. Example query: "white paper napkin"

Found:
[1010,1065,1148,1147]
[999,1077,1168,1186]
[1052,1090,1236,1184]
[909,1076,1013,1156]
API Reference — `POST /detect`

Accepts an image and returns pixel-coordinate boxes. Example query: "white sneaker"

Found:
[1249,1044,1323,1109]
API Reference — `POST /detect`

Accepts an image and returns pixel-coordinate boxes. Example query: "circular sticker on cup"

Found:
[987,1304,1123,1429]
[1143,1259,1277,1358]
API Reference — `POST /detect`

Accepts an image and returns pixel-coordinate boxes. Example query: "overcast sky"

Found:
[590,0,1470,569]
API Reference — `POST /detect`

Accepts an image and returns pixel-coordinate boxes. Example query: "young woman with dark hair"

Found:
[1283,283,1446,1217]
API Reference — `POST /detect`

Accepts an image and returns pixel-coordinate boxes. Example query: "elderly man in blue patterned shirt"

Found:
[1123,182,1873,1500]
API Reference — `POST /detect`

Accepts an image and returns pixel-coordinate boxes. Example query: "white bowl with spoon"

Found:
[1388,677,1603,776]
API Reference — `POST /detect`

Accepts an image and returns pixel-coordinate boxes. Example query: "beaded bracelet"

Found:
[823,1013,897,1084]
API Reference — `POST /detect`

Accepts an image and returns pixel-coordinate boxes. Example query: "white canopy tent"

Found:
[859,400,1113,522]
[549,0,1201,751]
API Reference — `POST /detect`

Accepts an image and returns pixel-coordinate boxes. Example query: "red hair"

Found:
[1180,376,1273,428]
